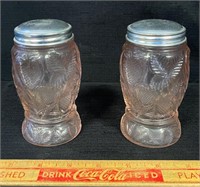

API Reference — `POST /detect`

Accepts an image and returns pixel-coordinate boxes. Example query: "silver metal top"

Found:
[14,19,73,46]
[126,19,186,46]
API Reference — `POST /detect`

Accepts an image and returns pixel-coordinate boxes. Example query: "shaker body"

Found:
[120,41,190,148]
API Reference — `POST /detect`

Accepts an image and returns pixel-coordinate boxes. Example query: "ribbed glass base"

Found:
[22,111,81,147]
[120,112,181,148]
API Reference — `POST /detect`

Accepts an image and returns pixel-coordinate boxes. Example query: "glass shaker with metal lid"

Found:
[120,19,190,148]
[12,19,82,146]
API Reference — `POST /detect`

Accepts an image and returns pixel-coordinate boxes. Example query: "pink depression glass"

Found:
[120,19,190,148]
[11,19,82,147]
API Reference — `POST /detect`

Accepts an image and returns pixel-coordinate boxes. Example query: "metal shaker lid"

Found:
[14,19,73,46]
[126,19,186,46]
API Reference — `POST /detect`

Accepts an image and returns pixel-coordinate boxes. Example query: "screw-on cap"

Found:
[14,19,73,46]
[126,19,186,46]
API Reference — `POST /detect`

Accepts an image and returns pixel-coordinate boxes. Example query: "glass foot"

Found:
[120,112,181,148]
[22,111,81,147]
